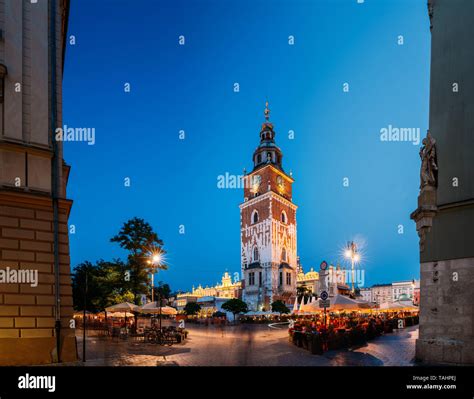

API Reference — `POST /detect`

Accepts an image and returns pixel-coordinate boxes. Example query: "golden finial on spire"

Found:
[264,101,270,121]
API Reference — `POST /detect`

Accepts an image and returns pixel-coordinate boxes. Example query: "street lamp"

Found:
[148,250,167,332]
[344,241,360,294]
[147,252,163,303]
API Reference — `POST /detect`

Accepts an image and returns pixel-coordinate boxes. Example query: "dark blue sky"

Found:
[63,0,430,291]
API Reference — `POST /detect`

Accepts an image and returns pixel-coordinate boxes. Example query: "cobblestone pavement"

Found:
[70,324,418,366]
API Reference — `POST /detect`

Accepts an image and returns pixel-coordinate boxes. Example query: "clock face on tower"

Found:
[252,174,261,187]
[277,175,284,189]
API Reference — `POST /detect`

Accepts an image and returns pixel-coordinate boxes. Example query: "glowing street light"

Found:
[344,241,360,294]
[147,251,164,303]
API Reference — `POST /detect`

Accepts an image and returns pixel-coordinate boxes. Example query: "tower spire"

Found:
[264,101,270,121]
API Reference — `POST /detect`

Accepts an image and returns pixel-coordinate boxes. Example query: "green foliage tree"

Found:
[183,302,201,316]
[110,217,166,303]
[221,298,248,322]
[72,261,100,312]
[72,259,133,312]
[271,300,290,316]
[297,285,313,301]
[154,282,171,301]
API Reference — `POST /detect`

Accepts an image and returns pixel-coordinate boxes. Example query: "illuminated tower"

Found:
[240,103,297,311]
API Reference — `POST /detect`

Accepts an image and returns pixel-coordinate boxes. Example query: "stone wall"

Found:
[0,191,76,365]
[417,258,474,364]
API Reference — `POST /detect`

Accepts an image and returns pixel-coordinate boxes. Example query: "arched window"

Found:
[253,247,259,262]
[251,210,259,224]
[281,247,287,262]
[257,153,261,164]
[281,211,287,224]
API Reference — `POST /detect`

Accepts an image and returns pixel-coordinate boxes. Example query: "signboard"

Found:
[319,261,329,292]
[320,291,329,301]
[319,299,330,308]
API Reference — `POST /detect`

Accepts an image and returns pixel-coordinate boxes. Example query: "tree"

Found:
[297,285,313,301]
[110,217,166,303]
[271,300,290,316]
[154,282,171,301]
[72,261,101,312]
[72,259,135,312]
[184,302,201,316]
[221,298,248,322]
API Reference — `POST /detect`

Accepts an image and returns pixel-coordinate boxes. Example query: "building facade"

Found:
[297,267,319,295]
[413,280,420,306]
[391,280,416,302]
[359,288,372,303]
[411,0,474,364]
[371,284,392,305]
[240,104,297,311]
[0,0,76,365]
[174,271,242,313]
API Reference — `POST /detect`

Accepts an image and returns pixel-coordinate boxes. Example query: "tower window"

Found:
[281,211,287,224]
[249,272,255,286]
[279,271,283,286]
[257,154,261,164]
[281,247,287,262]
[286,272,291,285]
[251,210,259,224]
[259,271,262,287]
[253,246,259,262]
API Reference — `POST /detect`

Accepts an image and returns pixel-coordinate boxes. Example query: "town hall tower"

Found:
[240,103,297,311]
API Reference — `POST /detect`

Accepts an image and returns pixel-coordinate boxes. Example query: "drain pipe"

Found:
[50,0,62,363]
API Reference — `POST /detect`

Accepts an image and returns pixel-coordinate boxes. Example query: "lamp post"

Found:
[82,269,88,363]
[147,253,162,303]
[344,241,360,295]
[148,251,165,332]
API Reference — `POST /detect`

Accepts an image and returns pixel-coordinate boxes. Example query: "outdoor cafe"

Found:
[289,295,419,355]
[74,301,187,346]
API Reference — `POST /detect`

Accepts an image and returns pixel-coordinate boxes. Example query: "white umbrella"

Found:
[292,297,299,313]
[379,301,417,311]
[104,302,139,328]
[138,302,177,315]
[105,302,139,312]
[304,294,373,312]
[298,297,306,312]
[107,311,135,318]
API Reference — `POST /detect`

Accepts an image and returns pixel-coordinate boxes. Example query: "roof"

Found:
[197,296,216,303]
[247,262,262,269]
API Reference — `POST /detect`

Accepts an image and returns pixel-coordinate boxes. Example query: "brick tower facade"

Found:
[240,103,297,311]
[0,0,76,365]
